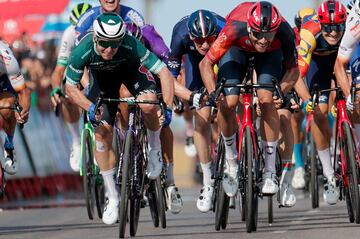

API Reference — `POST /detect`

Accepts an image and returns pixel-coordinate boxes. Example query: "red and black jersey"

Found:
[206,1,298,70]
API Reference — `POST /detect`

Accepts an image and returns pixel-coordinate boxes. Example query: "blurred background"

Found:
[0,0,343,202]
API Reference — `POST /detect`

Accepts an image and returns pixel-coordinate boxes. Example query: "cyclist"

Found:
[291,7,316,189]
[50,2,92,172]
[294,0,346,205]
[334,0,360,147]
[0,41,31,175]
[167,9,225,212]
[127,22,184,214]
[65,13,176,224]
[199,1,299,202]
[75,0,145,44]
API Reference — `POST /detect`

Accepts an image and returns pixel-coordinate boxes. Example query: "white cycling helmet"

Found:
[93,12,126,40]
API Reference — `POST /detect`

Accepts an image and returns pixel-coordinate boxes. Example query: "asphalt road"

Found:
[0,188,360,239]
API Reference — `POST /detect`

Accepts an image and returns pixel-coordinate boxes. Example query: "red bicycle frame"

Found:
[333,96,360,187]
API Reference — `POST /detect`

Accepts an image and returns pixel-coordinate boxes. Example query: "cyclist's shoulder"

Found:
[300,16,321,39]
[120,4,145,26]
[72,34,94,58]
[226,2,253,22]
[76,6,100,30]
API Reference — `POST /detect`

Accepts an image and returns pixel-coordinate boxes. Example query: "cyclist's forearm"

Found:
[157,67,174,107]
[334,58,351,97]
[51,65,65,89]
[18,88,31,112]
[65,84,92,111]
[199,57,216,93]
[280,66,299,94]
[174,80,191,101]
[294,75,311,101]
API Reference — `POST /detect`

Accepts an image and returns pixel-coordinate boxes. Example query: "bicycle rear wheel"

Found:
[343,123,360,223]
[82,129,95,220]
[244,126,258,233]
[119,132,133,238]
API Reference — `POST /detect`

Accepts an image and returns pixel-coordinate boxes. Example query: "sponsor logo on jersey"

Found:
[167,60,180,69]
[127,10,144,26]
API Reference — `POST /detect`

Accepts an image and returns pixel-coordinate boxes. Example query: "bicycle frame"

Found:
[333,94,360,187]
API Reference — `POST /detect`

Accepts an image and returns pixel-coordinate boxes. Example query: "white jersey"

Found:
[338,3,360,60]
[0,41,25,92]
[56,25,77,67]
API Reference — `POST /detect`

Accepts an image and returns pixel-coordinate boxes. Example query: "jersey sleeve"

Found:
[142,24,170,62]
[128,35,166,75]
[278,21,298,70]
[338,8,360,60]
[297,27,317,77]
[56,26,76,67]
[123,7,145,26]
[167,24,186,78]
[206,21,237,64]
[65,41,90,86]
[0,43,26,92]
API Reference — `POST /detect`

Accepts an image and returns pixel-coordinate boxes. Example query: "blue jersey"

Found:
[167,13,225,78]
[75,5,145,45]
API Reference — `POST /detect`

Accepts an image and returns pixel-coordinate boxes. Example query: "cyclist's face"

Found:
[190,35,216,56]
[248,30,275,53]
[99,0,120,12]
[322,30,344,46]
[95,39,119,60]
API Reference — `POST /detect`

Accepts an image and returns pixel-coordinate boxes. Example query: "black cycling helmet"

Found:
[187,9,217,38]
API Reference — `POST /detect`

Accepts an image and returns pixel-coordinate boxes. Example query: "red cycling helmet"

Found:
[317,0,346,24]
[247,1,282,33]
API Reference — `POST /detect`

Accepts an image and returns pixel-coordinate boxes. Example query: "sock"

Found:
[67,121,81,145]
[147,128,162,151]
[165,163,174,186]
[185,119,194,138]
[4,135,14,150]
[317,148,334,180]
[201,161,214,186]
[222,133,238,163]
[101,168,118,200]
[280,159,293,185]
[293,143,304,168]
[263,140,278,173]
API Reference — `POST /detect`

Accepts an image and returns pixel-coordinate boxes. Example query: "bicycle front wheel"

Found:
[244,126,258,233]
[82,129,95,220]
[119,131,133,238]
[343,123,360,223]
[309,133,319,209]
[155,176,166,229]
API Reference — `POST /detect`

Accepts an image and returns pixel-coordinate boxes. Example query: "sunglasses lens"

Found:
[98,40,120,49]
[322,24,345,33]
[193,35,217,44]
[251,31,276,40]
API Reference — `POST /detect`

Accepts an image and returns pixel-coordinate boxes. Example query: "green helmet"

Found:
[93,12,127,40]
[70,2,92,25]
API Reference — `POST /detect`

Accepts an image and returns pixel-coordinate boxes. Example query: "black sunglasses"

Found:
[250,30,276,40]
[96,38,121,49]
[321,23,345,33]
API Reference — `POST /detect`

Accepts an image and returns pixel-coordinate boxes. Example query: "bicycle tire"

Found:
[344,187,355,223]
[130,144,144,237]
[221,195,230,229]
[82,129,95,220]
[244,126,257,233]
[155,176,166,229]
[310,134,319,209]
[214,135,229,231]
[267,196,273,224]
[147,182,159,227]
[94,178,105,219]
[119,131,133,238]
[343,123,360,223]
